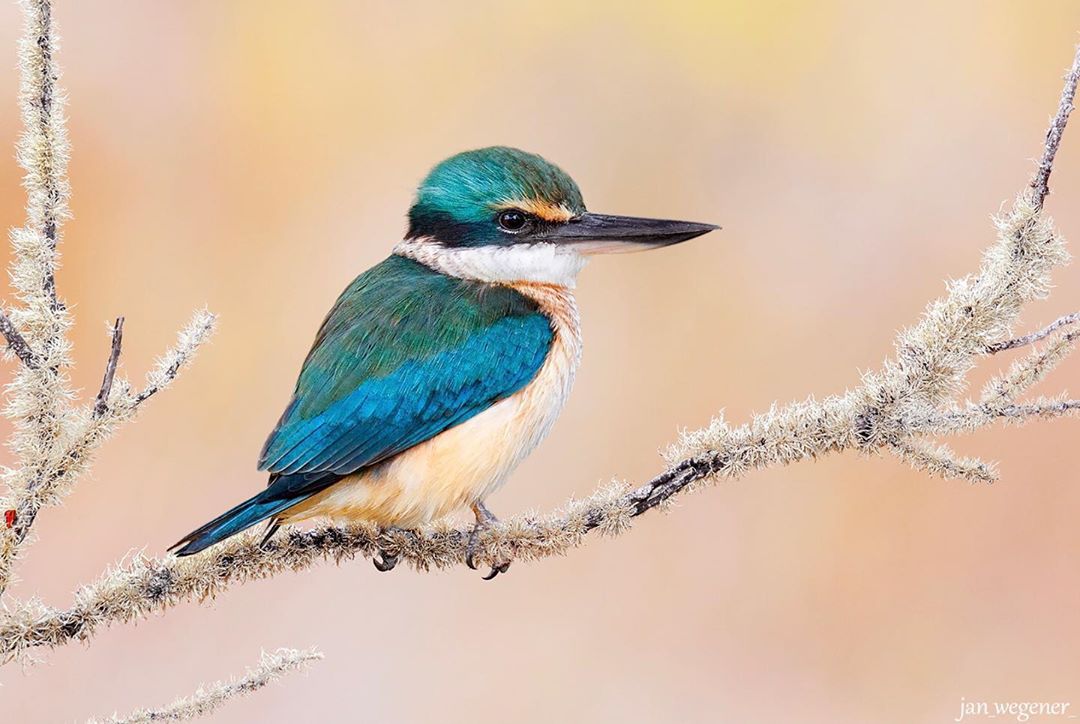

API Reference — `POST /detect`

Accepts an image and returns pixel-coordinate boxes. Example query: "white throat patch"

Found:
[393,237,588,287]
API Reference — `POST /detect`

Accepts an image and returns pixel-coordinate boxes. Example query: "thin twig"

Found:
[984,399,1075,423]
[927,395,1080,433]
[86,648,322,724]
[133,310,216,407]
[889,439,997,483]
[1030,44,1080,206]
[0,310,40,368]
[990,399,1080,419]
[93,317,124,417]
[986,312,1080,353]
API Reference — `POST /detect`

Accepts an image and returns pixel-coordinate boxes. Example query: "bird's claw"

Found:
[466,501,511,580]
[373,527,402,572]
[464,543,511,579]
[373,549,399,572]
[482,560,511,580]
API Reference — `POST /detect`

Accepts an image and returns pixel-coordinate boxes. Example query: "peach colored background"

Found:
[2,2,1079,722]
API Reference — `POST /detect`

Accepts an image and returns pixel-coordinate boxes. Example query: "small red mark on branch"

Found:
[4,509,15,528]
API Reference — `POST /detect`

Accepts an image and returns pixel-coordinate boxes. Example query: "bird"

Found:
[171,146,717,578]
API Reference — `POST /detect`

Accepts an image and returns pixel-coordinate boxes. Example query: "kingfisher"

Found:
[172,146,716,577]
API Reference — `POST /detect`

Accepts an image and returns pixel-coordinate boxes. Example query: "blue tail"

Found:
[170,489,303,557]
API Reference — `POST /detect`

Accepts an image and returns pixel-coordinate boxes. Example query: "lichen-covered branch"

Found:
[888,440,997,483]
[132,310,217,407]
[4,42,1079,664]
[0,10,1078,724]
[86,648,322,724]
[0,306,216,594]
[986,311,1080,353]
[0,310,41,368]
[13,0,68,319]
[1031,46,1080,206]
[0,1,217,597]
[0,0,76,596]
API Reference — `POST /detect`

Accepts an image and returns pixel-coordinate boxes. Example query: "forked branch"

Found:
[4,43,1080,664]
[1,5,1079,724]
[986,311,1080,353]
[0,1,215,605]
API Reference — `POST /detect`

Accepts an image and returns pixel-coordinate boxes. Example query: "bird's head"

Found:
[400,146,717,286]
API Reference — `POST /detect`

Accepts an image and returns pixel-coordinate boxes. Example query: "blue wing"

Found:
[261,314,553,476]
[258,255,554,477]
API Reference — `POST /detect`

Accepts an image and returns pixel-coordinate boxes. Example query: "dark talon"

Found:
[373,550,399,572]
[465,526,481,571]
[482,561,511,581]
[373,526,402,572]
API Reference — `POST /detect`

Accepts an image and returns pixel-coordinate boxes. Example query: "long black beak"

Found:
[535,212,719,254]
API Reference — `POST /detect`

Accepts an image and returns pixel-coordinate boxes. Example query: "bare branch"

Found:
[86,648,322,724]
[0,310,40,368]
[93,317,124,417]
[1030,45,1080,207]
[986,312,1080,353]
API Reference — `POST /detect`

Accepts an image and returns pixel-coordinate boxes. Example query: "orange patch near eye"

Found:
[498,199,575,223]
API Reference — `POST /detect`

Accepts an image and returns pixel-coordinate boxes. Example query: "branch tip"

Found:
[987,312,1080,353]
[87,647,322,724]
[1029,43,1080,207]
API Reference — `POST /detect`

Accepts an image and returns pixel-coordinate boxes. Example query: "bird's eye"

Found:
[497,210,529,232]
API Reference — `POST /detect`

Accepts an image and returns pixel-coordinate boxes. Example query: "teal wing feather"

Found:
[258,254,554,477]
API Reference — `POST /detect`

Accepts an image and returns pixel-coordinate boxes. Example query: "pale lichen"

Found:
[86,648,322,724]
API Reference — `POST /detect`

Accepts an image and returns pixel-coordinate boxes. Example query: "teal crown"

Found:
[406,146,586,247]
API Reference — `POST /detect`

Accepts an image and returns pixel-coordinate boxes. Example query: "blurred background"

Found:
[1,1,1079,722]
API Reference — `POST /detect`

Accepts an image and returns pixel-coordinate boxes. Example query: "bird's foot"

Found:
[373,527,401,572]
[465,502,511,580]
[258,519,281,549]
